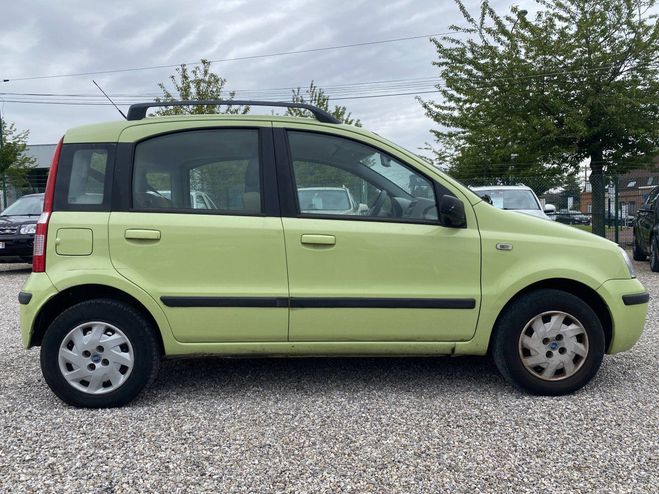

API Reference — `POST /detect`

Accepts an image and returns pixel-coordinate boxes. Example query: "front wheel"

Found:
[650,237,659,272]
[632,232,646,261]
[40,299,160,408]
[492,289,605,395]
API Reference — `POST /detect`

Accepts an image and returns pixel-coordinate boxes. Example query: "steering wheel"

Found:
[368,190,388,216]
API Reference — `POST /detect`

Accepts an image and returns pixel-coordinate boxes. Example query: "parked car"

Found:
[632,185,659,271]
[0,193,44,264]
[19,100,648,407]
[555,209,590,225]
[469,185,555,220]
[298,186,367,215]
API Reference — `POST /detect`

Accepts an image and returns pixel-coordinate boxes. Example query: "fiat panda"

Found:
[19,101,648,407]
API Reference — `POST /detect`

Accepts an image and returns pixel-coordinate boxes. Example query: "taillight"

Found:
[33,137,63,273]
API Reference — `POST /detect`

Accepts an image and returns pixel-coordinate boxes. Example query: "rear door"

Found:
[108,124,289,343]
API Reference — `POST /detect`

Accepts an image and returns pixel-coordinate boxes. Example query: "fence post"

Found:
[614,175,619,244]
[1,173,6,210]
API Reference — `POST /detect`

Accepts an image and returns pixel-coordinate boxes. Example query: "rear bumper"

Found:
[19,272,58,348]
[597,278,649,353]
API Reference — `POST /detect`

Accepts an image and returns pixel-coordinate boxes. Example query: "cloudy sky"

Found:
[1,0,529,155]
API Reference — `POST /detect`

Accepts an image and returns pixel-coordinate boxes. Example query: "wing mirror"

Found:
[439,195,467,228]
[544,204,556,214]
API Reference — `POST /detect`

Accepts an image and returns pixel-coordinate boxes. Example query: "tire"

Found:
[492,289,605,395]
[40,299,161,408]
[632,232,646,261]
[650,237,659,272]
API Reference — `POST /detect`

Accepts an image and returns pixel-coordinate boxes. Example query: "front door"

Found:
[278,130,481,342]
[109,126,289,343]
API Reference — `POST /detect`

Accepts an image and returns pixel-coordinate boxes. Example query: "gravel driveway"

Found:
[0,262,657,493]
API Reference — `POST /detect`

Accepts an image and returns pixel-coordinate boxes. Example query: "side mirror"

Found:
[357,203,369,215]
[439,195,467,228]
[479,194,493,205]
[544,204,556,213]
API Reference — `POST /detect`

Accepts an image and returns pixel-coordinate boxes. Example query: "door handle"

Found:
[300,234,336,246]
[125,229,161,240]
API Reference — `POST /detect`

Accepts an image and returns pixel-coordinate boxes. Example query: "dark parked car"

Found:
[633,185,659,271]
[555,209,590,225]
[0,193,44,263]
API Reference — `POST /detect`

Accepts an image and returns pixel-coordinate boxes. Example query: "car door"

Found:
[275,128,481,342]
[109,125,289,343]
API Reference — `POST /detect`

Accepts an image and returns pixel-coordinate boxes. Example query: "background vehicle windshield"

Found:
[298,189,351,211]
[0,195,43,216]
[476,189,540,210]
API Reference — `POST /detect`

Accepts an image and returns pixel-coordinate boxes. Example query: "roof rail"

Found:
[126,100,341,124]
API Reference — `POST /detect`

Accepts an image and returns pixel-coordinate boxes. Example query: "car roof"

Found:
[62,114,379,144]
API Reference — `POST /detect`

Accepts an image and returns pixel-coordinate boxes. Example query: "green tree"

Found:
[154,59,249,115]
[421,0,659,236]
[286,81,362,126]
[0,118,36,198]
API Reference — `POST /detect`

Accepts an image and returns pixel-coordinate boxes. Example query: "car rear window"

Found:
[54,144,115,211]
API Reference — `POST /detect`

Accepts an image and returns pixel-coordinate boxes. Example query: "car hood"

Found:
[0,215,39,226]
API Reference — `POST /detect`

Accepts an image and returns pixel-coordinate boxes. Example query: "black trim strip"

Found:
[159,296,476,310]
[291,297,476,309]
[622,292,650,306]
[18,291,32,305]
[161,296,288,308]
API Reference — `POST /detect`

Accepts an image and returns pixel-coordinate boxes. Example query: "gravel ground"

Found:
[0,262,657,493]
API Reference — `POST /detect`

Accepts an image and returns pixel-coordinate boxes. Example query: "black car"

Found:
[633,185,659,271]
[554,209,590,225]
[0,193,44,263]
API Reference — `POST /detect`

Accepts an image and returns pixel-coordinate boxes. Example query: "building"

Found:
[0,144,56,209]
[580,160,659,218]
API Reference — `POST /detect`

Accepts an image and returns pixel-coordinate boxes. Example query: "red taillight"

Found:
[33,137,63,273]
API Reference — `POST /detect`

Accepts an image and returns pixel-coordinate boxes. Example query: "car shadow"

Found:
[148,355,507,400]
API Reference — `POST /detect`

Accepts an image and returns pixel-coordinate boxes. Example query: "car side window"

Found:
[287,131,438,222]
[132,129,261,213]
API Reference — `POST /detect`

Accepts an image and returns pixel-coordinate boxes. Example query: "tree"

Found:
[154,59,249,115]
[421,0,659,236]
[0,117,36,199]
[286,81,362,126]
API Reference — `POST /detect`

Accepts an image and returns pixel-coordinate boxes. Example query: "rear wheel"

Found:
[40,299,160,408]
[632,232,646,261]
[650,236,659,272]
[492,289,605,395]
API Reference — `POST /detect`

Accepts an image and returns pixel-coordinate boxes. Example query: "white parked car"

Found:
[298,187,367,215]
[470,185,555,220]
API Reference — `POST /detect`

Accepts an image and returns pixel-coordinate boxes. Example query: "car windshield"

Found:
[475,189,540,211]
[0,195,43,216]
[298,189,351,211]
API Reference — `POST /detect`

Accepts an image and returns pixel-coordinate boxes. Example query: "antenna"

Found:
[92,80,127,120]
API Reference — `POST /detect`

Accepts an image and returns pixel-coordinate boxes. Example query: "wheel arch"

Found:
[31,284,165,354]
[488,278,613,354]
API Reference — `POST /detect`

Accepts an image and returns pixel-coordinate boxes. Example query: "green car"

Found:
[19,100,648,407]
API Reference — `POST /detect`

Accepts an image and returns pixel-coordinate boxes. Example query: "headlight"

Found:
[618,246,636,279]
[19,224,37,235]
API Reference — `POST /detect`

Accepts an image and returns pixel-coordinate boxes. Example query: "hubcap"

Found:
[518,311,589,381]
[58,322,134,395]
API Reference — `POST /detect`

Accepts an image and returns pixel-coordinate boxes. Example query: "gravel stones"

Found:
[0,262,657,492]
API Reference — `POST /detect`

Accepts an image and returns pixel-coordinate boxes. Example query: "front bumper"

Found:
[0,234,34,261]
[597,278,649,353]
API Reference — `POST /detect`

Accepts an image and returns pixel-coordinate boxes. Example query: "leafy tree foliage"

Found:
[421,0,659,235]
[154,59,249,115]
[286,81,362,126]
[0,118,36,189]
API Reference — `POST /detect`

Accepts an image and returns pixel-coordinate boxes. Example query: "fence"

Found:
[0,170,49,210]
[455,175,656,246]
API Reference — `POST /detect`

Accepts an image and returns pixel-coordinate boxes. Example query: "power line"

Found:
[0,33,452,83]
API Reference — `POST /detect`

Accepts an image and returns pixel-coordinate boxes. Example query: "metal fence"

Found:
[455,175,653,246]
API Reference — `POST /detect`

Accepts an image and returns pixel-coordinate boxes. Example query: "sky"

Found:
[0,0,529,156]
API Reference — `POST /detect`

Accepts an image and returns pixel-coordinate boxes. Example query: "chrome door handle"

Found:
[125,229,161,240]
[300,234,336,246]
